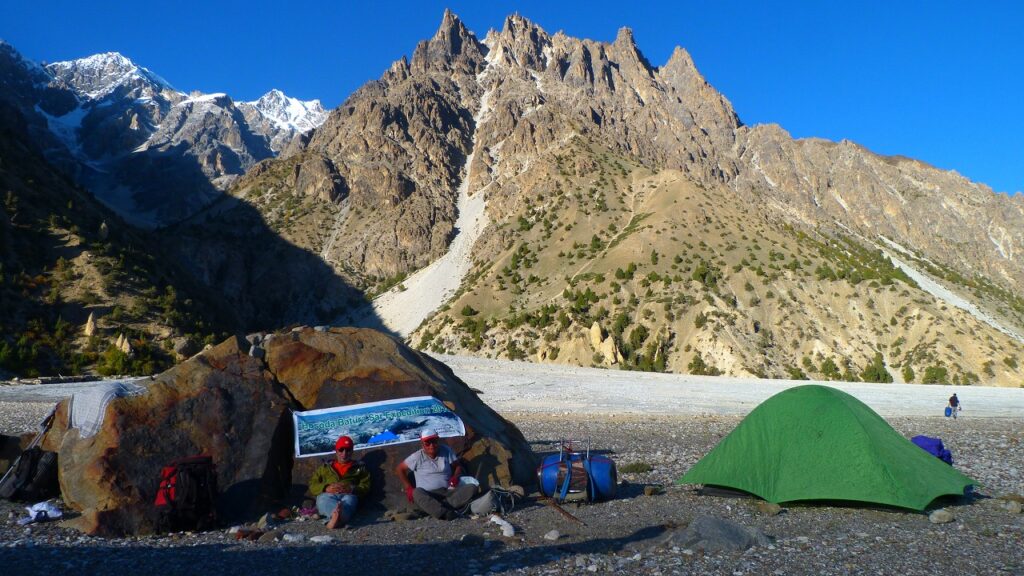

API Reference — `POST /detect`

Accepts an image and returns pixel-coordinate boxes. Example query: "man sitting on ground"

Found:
[395,428,477,520]
[309,435,370,528]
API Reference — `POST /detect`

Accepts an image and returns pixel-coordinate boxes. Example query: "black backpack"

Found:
[153,455,218,532]
[0,447,59,502]
[0,408,58,502]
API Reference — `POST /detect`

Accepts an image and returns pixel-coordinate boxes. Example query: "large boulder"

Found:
[43,327,536,535]
[44,336,292,535]
[262,327,536,511]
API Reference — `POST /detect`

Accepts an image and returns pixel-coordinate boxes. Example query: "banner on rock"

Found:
[292,396,465,458]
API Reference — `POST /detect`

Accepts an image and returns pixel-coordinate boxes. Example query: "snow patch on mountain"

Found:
[176,92,229,106]
[35,105,87,156]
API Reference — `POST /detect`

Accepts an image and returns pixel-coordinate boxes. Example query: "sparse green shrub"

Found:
[902,364,915,383]
[787,366,809,380]
[922,365,948,384]
[983,360,995,378]
[619,462,653,474]
[802,356,816,373]
[691,260,720,288]
[506,340,526,361]
[626,325,649,356]
[694,312,708,329]
[860,352,893,383]
[688,353,721,376]
[820,357,840,380]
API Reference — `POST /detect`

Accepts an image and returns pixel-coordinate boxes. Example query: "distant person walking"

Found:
[948,393,961,419]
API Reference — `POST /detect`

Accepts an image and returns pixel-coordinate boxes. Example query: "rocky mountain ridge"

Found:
[216,11,1022,385]
[0,43,336,377]
[1,44,327,226]
[1,13,1021,386]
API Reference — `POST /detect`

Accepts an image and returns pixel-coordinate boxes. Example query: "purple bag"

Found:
[911,435,953,465]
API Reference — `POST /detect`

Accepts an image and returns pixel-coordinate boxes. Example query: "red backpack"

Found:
[154,455,218,532]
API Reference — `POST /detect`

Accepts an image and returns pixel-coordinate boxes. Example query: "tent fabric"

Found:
[677,385,975,510]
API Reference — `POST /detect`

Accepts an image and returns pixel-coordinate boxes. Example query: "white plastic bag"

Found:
[17,501,62,525]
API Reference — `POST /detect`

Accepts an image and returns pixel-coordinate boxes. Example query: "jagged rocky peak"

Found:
[483,13,551,73]
[658,45,741,136]
[47,51,177,101]
[609,26,655,76]
[383,55,411,84]
[482,16,658,94]
[246,88,327,133]
[410,9,487,75]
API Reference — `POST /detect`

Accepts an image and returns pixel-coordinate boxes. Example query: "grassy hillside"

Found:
[414,138,1024,386]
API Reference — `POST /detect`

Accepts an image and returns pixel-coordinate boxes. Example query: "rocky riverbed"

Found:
[1,403,1021,576]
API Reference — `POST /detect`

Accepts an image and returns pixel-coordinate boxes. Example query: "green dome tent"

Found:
[677,385,975,510]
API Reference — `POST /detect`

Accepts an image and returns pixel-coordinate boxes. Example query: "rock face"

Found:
[47,336,291,535]
[43,327,535,535]
[732,125,1024,290]
[3,13,1024,383]
[215,10,1023,333]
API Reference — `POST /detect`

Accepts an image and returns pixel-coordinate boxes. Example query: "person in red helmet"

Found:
[394,428,476,520]
[308,435,371,528]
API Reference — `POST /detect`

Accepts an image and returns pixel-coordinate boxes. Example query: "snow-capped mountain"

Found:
[42,53,182,162]
[47,51,178,102]
[0,46,329,226]
[247,88,327,133]
[239,89,328,152]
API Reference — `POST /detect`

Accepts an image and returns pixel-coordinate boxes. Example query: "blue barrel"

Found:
[536,452,618,502]
[537,453,565,498]
[584,455,617,501]
[944,406,953,417]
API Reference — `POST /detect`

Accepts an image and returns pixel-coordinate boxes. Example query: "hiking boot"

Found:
[442,509,458,521]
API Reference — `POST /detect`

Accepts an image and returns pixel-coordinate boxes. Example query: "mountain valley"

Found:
[0,12,1021,386]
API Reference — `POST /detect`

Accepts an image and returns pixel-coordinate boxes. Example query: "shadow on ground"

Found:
[0,524,667,576]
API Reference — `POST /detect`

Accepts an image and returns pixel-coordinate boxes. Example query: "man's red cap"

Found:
[335,435,354,450]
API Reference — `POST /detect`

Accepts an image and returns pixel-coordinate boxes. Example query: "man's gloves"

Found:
[405,486,414,502]
[448,475,459,488]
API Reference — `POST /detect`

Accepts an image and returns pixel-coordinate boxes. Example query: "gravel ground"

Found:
[1,403,1021,576]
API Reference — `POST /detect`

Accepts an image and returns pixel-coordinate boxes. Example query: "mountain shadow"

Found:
[0,100,241,377]
[156,178,384,336]
[0,97,387,379]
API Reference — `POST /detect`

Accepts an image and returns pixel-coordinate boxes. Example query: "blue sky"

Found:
[2,1,1021,195]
